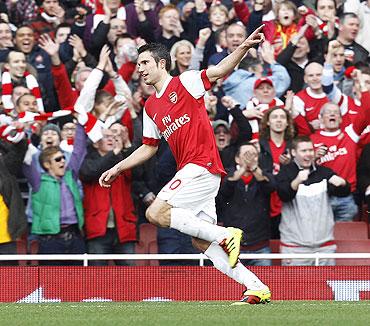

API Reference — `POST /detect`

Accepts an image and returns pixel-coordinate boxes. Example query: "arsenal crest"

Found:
[169,92,178,104]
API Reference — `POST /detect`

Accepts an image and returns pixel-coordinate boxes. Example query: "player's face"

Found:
[137,51,162,86]
[254,82,275,104]
[320,103,342,131]
[292,141,315,168]
[268,108,288,133]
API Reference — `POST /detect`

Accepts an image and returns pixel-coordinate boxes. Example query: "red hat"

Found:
[254,77,273,90]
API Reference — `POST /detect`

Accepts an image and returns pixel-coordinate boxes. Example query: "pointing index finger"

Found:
[251,24,265,36]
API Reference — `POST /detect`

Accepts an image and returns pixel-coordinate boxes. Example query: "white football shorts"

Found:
[157,163,221,222]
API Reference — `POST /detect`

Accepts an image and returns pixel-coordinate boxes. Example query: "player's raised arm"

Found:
[206,25,265,83]
[99,144,158,187]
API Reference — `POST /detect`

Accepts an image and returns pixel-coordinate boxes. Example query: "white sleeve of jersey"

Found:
[142,108,161,140]
[179,70,207,99]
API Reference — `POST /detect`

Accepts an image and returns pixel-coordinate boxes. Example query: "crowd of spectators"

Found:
[0,0,369,266]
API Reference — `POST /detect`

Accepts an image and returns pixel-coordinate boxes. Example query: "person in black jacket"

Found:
[277,25,326,92]
[357,143,370,218]
[0,135,28,264]
[214,96,253,170]
[336,13,369,67]
[217,142,276,266]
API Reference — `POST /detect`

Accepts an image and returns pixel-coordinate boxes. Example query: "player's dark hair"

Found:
[291,135,312,150]
[138,43,172,72]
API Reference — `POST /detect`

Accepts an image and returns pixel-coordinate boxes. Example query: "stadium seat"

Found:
[135,223,159,266]
[269,240,281,266]
[334,221,369,240]
[335,239,370,265]
[29,239,40,266]
[15,235,28,266]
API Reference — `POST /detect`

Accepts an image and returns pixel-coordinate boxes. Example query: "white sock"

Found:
[204,242,267,290]
[170,207,228,243]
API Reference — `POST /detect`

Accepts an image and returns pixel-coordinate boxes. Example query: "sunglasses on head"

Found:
[53,155,65,163]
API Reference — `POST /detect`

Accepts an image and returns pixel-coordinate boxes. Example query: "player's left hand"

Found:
[241,25,265,50]
[99,166,120,187]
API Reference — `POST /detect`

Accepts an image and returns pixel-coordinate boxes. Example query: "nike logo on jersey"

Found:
[153,113,158,121]
[306,107,314,112]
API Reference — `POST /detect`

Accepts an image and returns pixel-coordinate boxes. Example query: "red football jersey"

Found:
[311,126,360,191]
[293,87,329,123]
[269,139,286,218]
[142,70,225,176]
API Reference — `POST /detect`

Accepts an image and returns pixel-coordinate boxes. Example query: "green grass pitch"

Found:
[1,301,370,326]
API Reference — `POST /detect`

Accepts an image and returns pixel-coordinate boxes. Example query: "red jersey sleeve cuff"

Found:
[142,137,160,146]
[201,69,213,91]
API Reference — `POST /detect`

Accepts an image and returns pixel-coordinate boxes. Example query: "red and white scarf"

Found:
[1,70,44,113]
[18,107,103,143]
[0,124,25,143]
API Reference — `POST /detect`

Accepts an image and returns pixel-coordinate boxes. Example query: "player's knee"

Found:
[145,204,170,227]
[145,206,159,225]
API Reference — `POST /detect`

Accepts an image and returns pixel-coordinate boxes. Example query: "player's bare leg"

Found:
[146,198,242,267]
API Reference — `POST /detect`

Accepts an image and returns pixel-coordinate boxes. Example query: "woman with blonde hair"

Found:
[169,26,212,76]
